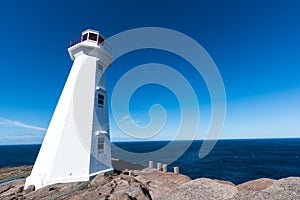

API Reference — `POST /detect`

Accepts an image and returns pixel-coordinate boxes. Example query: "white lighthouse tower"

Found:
[25,29,113,190]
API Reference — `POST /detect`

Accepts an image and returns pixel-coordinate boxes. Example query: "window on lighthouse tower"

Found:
[98,93,104,108]
[98,136,104,151]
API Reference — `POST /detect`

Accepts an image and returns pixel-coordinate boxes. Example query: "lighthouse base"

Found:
[25,168,113,190]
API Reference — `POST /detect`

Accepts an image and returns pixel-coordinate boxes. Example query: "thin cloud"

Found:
[121,115,130,121]
[120,115,142,125]
[0,117,46,131]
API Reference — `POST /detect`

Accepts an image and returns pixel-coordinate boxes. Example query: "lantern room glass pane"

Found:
[89,33,98,41]
[82,33,88,41]
[98,36,104,44]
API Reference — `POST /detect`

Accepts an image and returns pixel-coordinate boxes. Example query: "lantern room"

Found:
[81,29,105,45]
[68,29,112,61]
[70,29,105,47]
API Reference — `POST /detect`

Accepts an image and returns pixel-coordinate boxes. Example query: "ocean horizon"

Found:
[0,138,299,184]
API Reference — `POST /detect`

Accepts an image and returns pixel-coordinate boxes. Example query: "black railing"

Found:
[69,35,82,47]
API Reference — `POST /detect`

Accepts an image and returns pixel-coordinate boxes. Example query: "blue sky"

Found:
[0,0,299,144]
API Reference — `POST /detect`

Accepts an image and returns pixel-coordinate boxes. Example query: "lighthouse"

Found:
[25,29,113,189]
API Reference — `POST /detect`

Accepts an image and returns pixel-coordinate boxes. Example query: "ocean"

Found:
[1,138,299,184]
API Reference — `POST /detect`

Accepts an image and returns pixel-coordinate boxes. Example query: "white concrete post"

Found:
[157,163,162,170]
[174,167,179,174]
[148,161,153,168]
[162,164,167,173]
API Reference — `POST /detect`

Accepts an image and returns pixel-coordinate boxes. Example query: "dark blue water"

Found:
[0,144,41,168]
[1,139,300,184]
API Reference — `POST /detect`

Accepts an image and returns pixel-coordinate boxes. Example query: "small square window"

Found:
[98,137,104,150]
[98,99,104,105]
[98,94,104,100]
[98,63,104,71]
[97,93,104,108]
[89,33,98,41]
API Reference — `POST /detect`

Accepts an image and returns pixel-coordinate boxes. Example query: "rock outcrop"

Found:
[0,165,32,184]
[233,177,300,200]
[0,165,300,200]
[162,177,300,200]
[161,178,238,200]
[134,168,191,200]
[236,178,276,191]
